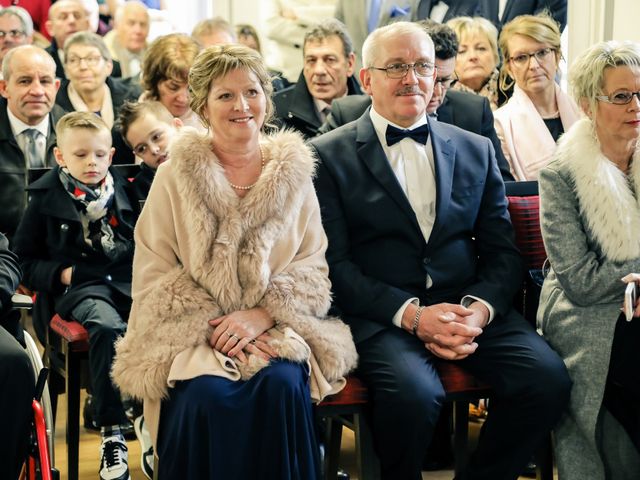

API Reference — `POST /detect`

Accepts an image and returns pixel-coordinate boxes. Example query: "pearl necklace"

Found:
[227,145,266,191]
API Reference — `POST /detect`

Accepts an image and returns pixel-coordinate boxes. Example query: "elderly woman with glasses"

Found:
[493,14,581,181]
[55,31,141,164]
[112,44,357,479]
[537,40,640,479]
[56,31,140,127]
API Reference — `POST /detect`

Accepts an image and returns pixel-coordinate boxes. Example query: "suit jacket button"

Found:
[60,223,69,231]
[81,252,88,258]
[105,274,112,281]
[422,257,431,267]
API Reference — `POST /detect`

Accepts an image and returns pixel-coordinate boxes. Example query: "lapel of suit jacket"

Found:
[479,0,500,24]
[427,119,455,243]
[435,96,453,124]
[355,112,422,233]
[501,0,515,23]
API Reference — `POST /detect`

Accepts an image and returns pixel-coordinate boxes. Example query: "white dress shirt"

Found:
[7,108,50,168]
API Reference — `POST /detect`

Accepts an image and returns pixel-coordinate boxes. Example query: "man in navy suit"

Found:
[311,21,570,480]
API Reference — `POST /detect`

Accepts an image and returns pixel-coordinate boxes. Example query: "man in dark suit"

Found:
[319,20,515,181]
[273,19,362,139]
[413,0,480,22]
[0,45,65,243]
[311,21,570,480]
[477,0,567,32]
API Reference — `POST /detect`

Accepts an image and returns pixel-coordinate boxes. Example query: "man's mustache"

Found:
[394,86,424,96]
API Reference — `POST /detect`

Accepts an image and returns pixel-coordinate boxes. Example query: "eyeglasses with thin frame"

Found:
[66,55,104,68]
[369,62,436,79]
[0,30,26,40]
[596,91,640,105]
[435,71,458,89]
[508,47,556,67]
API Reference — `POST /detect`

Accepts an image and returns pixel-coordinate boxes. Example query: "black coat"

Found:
[13,167,136,342]
[0,233,22,341]
[127,163,155,213]
[318,90,515,181]
[477,0,567,32]
[0,98,67,242]
[55,77,142,165]
[273,72,363,139]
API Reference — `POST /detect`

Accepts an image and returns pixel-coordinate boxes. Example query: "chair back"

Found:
[505,181,546,270]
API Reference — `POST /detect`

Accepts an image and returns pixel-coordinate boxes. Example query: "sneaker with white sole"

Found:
[134,415,154,479]
[99,435,130,480]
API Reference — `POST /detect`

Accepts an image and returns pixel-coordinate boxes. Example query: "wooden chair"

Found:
[317,366,494,480]
[506,180,554,480]
[45,314,90,480]
[316,376,379,480]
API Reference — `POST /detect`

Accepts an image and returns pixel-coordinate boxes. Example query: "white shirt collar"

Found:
[7,108,50,138]
[369,106,428,147]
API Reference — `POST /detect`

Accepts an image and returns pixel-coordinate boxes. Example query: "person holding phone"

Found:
[537,40,640,479]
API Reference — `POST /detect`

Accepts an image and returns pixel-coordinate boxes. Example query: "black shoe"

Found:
[84,395,136,440]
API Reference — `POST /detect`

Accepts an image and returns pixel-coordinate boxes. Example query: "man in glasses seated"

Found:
[311,21,571,480]
[319,20,514,182]
[0,6,34,72]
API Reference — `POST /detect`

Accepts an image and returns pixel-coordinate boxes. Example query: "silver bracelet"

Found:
[412,306,425,336]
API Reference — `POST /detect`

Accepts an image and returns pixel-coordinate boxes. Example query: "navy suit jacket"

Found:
[311,112,523,343]
[318,90,515,181]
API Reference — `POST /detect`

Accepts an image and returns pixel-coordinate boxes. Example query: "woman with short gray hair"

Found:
[538,40,640,479]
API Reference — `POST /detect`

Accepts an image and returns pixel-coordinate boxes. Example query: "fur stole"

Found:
[113,129,357,401]
[555,117,640,262]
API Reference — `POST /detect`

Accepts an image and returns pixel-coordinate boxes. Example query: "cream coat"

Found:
[494,84,582,181]
[112,128,357,447]
[538,118,640,479]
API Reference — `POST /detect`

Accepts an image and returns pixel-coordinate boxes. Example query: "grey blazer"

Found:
[538,122,640,479]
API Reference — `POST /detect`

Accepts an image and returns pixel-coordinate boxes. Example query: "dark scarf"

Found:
[58,168,129,260]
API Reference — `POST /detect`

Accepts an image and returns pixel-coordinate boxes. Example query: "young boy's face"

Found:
[54,128,114,186]
[126,112,177,169]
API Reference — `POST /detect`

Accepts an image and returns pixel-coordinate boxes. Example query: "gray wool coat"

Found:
[537,118,640,480]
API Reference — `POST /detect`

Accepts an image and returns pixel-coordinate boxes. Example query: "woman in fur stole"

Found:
[537,41,640,480]
[112,44,358,479]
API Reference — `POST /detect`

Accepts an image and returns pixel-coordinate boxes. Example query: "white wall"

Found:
[567,0,640,64]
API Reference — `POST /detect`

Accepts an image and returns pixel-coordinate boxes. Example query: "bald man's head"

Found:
[46,0,90,47]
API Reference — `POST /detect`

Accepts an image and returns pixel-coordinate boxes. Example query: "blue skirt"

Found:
[157,360,321,480]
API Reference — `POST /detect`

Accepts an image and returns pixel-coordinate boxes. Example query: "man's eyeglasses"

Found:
[66,55,104,67]
[435,73,458,89]
[596,91,640,105]
[0,30,26,40]
[508,47,556,67]
[369,62,436,79]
